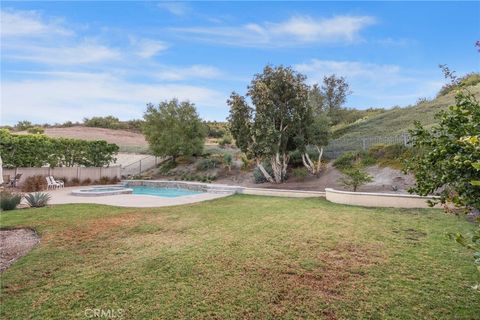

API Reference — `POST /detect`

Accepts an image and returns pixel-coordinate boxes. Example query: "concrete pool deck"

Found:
[46,186,233,208]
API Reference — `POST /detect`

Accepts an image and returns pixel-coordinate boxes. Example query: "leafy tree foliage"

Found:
[14,120,33,131]
[405,90,480,210]
[228,65,312,183]
[83,116,144,132]
[0,129,118,167]
[339,166,373,192]
[143,99,206,162]
[321,75,351,125]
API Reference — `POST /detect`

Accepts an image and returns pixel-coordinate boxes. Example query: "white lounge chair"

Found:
[46,176,57,189]
[49,176,64,188]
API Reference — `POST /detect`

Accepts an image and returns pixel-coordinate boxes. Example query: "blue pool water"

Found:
[131,186,203,198]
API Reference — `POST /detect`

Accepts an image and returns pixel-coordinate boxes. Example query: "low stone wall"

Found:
[123,180,325,198]
[325,188,439,209]
[123,180,242,194]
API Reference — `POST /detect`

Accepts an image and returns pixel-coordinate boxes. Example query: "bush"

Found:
[70,178,80,186]
[83,116,124,129]
[0,191,22,211]
[98,176,111,185]
[81,178,92,185]
[292,167,308,180]
[333,150,375,171]
[223,153,233,171]
[368,144,408,169]
[22,175,47,192]
[0,129,118,167]
[196,158,220,171]
[27,127,45,134]
[253,162,274,184]
[24,192,51,208]
[158,159,177,174]
[289,148,321,166]
[339,167,373,191]
[218,134,232,147]
[240,154,251,171]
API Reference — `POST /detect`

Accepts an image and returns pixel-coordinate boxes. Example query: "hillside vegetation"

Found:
[333,83,480,139]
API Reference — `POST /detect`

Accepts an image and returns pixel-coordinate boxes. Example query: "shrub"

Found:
[339,167,373,191]
[22,175,47,192]
[27,126,45,134]
[218,134,233,147]
[196,158,220,171]
[223,153,233,171]
[70,178,80,186]
[0,191,22,211]
[240,154,251,171]
[368,144,408,169]
[253,162,274,184]
[292,167,308,180]
[289,148,321,166]
[333,150,375,171]
[24,192,51,208]
[0,129,118,168]
[98,176,111,185]
[158,160,176,174]
[81,178,92,185]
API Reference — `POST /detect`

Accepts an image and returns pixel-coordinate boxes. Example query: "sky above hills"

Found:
[1,1,479,125]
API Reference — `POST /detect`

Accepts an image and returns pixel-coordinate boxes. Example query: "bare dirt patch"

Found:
[0,228,39,272]
[18,126,148,148]
[244,243,385,319]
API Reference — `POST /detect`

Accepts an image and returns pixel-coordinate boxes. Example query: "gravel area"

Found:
[0,228,39,272]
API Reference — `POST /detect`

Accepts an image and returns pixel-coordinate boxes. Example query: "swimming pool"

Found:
[131,186,203,197]
[72,185,204,197]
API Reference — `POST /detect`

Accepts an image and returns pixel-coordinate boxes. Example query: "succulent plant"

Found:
[24,192,51,208]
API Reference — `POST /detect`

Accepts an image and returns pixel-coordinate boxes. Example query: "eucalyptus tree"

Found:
[228,65,314,183]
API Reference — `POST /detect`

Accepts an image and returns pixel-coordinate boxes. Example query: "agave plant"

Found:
[24,192,51,208]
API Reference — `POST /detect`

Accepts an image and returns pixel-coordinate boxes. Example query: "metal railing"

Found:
[120,155,165,177]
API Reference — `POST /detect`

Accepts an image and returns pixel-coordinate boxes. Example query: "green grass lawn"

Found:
[1,195,478,319]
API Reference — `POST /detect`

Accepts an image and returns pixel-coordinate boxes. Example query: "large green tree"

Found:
[321,75,351,125]
[405,89,480,210]
[228,65,312,183]
[143,99,206,163]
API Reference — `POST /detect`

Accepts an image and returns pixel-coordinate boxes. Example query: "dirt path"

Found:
[215,164,415,193]
[0,228,39,272]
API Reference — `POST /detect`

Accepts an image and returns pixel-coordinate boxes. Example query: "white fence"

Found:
[3,166,121,186]
[324,133,410,158]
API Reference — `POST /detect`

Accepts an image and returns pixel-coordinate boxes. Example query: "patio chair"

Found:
[46,176,60,189]
[50,176,64,188]
[9,173,22,188]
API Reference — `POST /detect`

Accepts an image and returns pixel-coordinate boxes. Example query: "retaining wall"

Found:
[325,188,439,209]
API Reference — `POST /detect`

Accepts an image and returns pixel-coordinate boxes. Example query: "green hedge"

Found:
[0,129,119,168]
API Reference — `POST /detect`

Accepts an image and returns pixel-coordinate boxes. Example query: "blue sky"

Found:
[1,1,479,125]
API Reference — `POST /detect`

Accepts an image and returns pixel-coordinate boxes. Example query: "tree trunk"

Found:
[256,160,275,183]
[302,146,324,177]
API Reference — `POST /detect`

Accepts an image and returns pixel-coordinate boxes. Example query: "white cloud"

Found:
[4,40,122,65]
[154,65,222,81]
[157,2,191,16]
[129,38,169,58]
[1,72,226,124]
[0,9,72,37]
[295,59,444,107]
[171,15,376,47]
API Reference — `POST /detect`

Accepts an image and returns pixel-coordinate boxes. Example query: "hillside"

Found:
[18,126,150,153]
[333,83,480,140]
